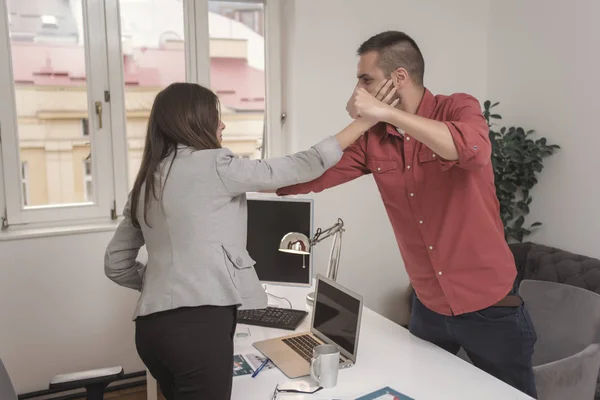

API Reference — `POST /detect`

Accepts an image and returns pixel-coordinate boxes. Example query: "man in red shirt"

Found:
[278,31,537,397]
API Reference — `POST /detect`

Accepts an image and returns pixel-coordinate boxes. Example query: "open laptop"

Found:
[253,275,364,378]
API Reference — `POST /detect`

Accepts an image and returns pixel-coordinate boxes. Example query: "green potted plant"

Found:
[483,101,560,242]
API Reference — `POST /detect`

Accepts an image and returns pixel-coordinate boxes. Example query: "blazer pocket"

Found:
[222,245,255,290]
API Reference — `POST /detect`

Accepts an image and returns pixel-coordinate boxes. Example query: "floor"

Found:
[71,386,166,400]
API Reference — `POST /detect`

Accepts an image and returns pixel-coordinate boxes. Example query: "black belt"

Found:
[491,295,523,307]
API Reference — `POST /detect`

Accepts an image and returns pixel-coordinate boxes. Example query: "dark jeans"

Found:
[409,294,537,398]
[135,305,237,400]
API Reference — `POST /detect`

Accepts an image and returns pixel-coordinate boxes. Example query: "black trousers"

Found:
[135,305,237,400]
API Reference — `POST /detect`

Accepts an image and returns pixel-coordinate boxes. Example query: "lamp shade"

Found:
[279,232,311,255]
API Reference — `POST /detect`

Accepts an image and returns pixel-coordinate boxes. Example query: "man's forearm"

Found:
[383,108,459,160]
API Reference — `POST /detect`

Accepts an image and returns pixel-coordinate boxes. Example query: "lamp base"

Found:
[306,291,315,306]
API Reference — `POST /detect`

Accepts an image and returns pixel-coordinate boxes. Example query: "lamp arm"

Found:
[325,229,343,281]
[310,218,344,246]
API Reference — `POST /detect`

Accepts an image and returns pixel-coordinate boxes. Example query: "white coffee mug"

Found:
[310,344,340,388]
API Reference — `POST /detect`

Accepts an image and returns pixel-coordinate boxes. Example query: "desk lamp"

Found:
[279,218,344,305]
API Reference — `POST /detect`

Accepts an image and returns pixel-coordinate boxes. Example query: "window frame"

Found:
[0,0,284,228]
[0,0,115,226]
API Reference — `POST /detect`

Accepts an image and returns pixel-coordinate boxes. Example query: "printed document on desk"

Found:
[233,355,253,377]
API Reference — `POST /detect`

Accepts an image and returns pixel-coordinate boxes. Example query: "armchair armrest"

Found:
[50,366,124,391]
[533,343,600,400]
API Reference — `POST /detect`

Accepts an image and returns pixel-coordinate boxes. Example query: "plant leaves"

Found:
[515,215,525,228]
[516,230,524,243]
[499,181,518,192]
[485,100,559,242]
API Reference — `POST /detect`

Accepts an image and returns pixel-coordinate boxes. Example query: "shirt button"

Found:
[419,220,424,224]
[473,145,478,150]
[438,271,443,276]
[377,167,381,172]
[236,257,244,266]
[406,165,411,170]
[410,193,415,197]
[429,245,434,250]
[432,153,436,158]
[406,136,411,141]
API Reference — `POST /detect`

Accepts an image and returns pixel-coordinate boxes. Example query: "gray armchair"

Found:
[519,280,600,400]
[1,358,17,400]
[0,356,124,400]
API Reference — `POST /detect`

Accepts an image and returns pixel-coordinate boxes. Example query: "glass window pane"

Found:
[84,158,92,175]
[85,180,93,202]
[118,0,186,189]
[81,118,89,137]
[7,0,93,207]
[208,0,265,160]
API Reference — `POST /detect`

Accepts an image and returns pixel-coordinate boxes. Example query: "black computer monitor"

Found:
[246,195,313,286]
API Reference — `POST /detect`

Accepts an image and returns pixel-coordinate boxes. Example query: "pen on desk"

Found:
[251,357,270,378]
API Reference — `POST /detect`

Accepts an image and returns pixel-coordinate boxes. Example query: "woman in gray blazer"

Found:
[104,82,394,399]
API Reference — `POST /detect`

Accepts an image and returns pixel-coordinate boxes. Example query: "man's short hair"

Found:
[357,31,425,86]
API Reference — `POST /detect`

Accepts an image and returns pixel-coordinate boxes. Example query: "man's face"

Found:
[356,51,387,95]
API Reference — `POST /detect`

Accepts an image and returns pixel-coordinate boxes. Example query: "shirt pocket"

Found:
[418,149,439,164]
[367,157,398,174]
[222,244,255,290]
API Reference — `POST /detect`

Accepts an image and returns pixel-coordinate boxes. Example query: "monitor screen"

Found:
[313,279,361,355]
[246,197,313,285]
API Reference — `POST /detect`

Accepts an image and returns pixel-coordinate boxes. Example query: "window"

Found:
[20,162,28,206]
[116,0,186,189]
[0,0,114,225]
[40,15,57,28]
[0,0,282,228]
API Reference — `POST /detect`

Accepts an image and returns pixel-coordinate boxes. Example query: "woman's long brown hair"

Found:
[130,83,222,228]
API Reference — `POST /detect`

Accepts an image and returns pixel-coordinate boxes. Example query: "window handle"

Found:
[95,101,103,129]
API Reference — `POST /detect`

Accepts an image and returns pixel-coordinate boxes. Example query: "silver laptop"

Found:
[253,275,363,378]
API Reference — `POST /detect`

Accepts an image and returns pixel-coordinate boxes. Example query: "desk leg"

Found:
[146,368,158,400]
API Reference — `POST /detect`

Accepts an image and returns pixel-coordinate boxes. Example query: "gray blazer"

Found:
[105,136,342,319]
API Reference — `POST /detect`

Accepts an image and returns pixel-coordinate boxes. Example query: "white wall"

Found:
[487,0,600,258]
[0,233,145,394]
[282,0,491,325]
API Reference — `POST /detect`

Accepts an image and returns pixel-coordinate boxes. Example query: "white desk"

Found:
[147,284,533,400]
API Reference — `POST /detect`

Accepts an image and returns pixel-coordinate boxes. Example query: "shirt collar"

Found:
[379,88,436,138]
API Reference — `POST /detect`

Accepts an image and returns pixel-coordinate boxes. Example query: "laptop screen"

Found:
[313,279,361,356]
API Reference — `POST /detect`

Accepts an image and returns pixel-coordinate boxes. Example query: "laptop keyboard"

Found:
[282,334,344,364]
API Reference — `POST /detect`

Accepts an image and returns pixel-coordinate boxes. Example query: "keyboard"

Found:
[283,334,344,364]
[237,307,308,330]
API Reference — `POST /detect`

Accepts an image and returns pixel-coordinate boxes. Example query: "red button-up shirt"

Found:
[278,89,516,316]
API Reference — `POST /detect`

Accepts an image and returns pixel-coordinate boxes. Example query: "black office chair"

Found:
[1,356,124,400]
